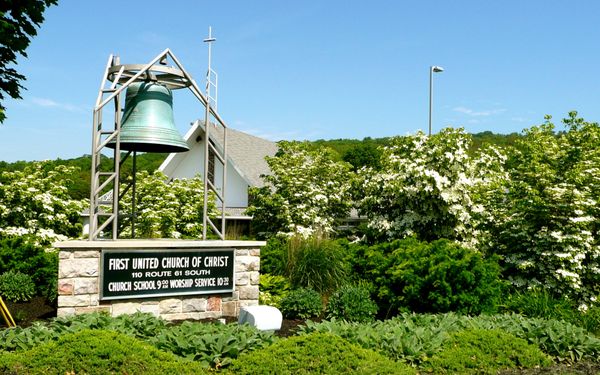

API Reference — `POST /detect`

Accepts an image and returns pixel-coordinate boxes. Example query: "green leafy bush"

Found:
[149,320,276,368]
[279,288,323,319]
[422,329,552,374]
[326,283,378,322]
[259,273,290,308]
[351,238,503,316]
[0,235,58,298]
[284,235,349,294]
[0,270,36,302]
[228,333,416,375]
[0,329,207,375]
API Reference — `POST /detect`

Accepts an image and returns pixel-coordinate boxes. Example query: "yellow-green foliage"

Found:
[0,329,207,375]
[421,329,553,374]
[228,332,416,375]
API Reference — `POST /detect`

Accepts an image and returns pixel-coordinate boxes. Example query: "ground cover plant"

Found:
[300,312,600,365]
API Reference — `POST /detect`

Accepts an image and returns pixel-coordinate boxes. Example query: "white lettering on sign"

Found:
[184,269,210,276]
[133,281,156,291]
[108,258,130,270]
[162,257,190,269]
[194,278,217,287]
[108,281,131,291]
[169,279,194,288]
[132,258,159,270]
[204,256,228,267]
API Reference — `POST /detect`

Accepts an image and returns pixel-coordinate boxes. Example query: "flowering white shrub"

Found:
[479,112,600,305]
[247,141,353,238]
[118,171,216,239]
[357,128,506,246]
[0,163,84,245]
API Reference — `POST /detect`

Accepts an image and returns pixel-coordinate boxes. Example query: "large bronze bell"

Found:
[108,82,189,153]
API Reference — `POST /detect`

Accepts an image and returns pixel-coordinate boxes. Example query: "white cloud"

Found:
[511,117,528,123]
[453,106,506,117]
[30,97,87,113]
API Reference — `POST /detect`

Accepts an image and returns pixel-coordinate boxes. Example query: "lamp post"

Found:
[429,65,444,136]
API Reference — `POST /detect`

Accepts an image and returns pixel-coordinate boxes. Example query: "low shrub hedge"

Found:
[0,329,207,374]
[228,332,416,374]
[279,287,323,319]
[326,283,378,322]
[422,329,552,374]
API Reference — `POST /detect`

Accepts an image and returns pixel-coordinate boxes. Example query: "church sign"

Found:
[100,248,235,300]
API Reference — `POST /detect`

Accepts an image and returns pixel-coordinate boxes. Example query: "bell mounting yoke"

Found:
[107,64,191,90]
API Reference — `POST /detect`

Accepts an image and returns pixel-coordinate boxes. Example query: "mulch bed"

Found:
[1,296,56,328]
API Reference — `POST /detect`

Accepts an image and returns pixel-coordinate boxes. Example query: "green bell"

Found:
[108,82,189,153]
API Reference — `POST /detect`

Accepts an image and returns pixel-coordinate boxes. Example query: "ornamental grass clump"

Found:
[284,234,349,295]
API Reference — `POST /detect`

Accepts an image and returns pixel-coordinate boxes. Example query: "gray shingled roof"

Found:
[201,122,277,188]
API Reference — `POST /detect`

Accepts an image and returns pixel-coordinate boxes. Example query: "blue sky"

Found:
[1,0,599,162]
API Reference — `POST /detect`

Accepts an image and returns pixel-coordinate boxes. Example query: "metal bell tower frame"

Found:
[89,48,228,241]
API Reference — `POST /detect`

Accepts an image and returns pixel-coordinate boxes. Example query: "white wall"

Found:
[162,138,249,208]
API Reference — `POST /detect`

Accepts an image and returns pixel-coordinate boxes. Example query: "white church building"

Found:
[159,120,278,221]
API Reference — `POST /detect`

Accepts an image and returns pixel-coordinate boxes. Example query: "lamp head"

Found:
[431,66,444,73]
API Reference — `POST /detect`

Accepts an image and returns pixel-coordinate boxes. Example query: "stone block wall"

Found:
[55,240,263,321]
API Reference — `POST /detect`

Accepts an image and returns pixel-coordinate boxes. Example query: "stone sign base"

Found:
[54,240,264,321]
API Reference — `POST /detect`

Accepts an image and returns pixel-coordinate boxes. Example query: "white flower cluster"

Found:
[0,162,84,245]
[248,141,353,238]
[358,128,506,247]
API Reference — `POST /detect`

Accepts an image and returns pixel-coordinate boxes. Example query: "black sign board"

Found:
[100,248,235,300]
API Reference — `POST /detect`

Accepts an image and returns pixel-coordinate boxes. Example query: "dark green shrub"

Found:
[279,288,323,319]
[259,236,287,275]
[0,235,58,297]
[422,329,552,374]
[326,283,378,322]
[0,270,36,302]
[259,273,291,308]
[284,235,349,294]
[351,238,503,316]
[228,333,416,375]
[0,329,207,375]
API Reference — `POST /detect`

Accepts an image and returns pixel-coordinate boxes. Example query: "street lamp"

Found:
[429,65,444,136]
